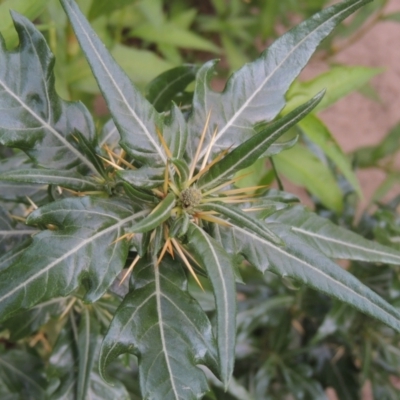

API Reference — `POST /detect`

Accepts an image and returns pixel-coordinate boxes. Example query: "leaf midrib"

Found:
[0,79,98,174]
[0,210,147,304]
[292,226,400,262]
[201,0,362,158]
[155,265,180,399]
[234,225,400,329]
[65,0,167,165]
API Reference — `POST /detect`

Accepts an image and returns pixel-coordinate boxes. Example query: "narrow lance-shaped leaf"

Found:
[99,256,219,400]
[0,169,103,192]
[0,12,97,173]
[200,202,282,246]
[145,64,198,112]
[47,318,130,400]
[215,222,400,334]
[130,193,175,233]
[77,308,100,400]
[266,205,400,264]
[186,222,236,388]
[187,0,371,161]
[197,91,324,190]
[60,0,167,166]
[0,197,146,322]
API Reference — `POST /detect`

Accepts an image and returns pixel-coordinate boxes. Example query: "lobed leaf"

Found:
[187,0,372,161]
[0,12,97,173]
[99,256,219,400]
[60,0,167,167]
[214,222,400,334]
[0,197,146,322]
[186,223,236,387]
[267,205,400,264]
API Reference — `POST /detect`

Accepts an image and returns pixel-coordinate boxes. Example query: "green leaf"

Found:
[77,308,100,400]
[0,0,48,48]
[216,223,400,333]
[198,92,324,191]
[130,193,175,233]
[0,197,146,322]
[187,0,372,161]
[186,222,236,387]
[353,123,400,168]
[285,65,382,113]
[0,349,46,398]
[122,182,158,205]
[0,169,102,191]
[88,0,132,20]
[298,114,362,196]
[0,240,31,273]
[200,202,282,245]
[60,0,167,166]
[131,22,220,53]
[0,153,47,203]
[0,205,36,253]
[99,256,219,400]
[146,64,198,112]
[267,205,400,264]
[117,167,165,190]
[47,316,130,399]
[0,297,66,341]
[0,12,98,173]
[383,11,400,22]
[274,145,343,213]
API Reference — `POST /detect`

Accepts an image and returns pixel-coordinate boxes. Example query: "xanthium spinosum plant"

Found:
[1,0,400,398]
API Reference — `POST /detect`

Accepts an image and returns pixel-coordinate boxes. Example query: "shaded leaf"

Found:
[0,205,36,253]
[99,256,219,400]
[0,297,66,341]
[146,64,198,112]
[47,316,130,400]
[0,349,46,399]
[215,222,400,333]
[0,12,97,173]
[0,197,146,322]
